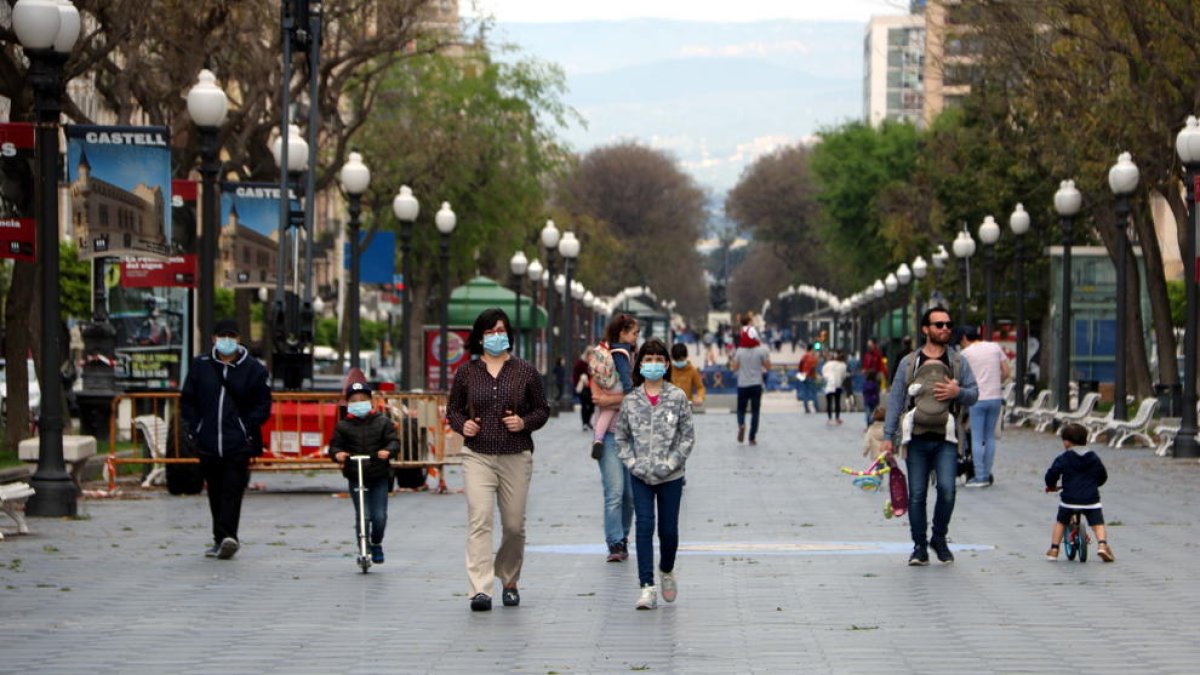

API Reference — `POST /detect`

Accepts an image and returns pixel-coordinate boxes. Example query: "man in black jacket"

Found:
[180,319,272,560]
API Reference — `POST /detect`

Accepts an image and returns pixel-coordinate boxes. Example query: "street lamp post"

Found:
[270,123,309,389]
[540,220,561,412]
[187,69,229,342]
[1054,179,1083,410]
[558,231,580,412]
[979,215,1001,339]
[1108,152,1139,421]
[952,229,976,326]
[392,186,419,390]
[1009,204,1031,406]
[884,273,899,344]
[338,152,370,370]
[435,202,457,390]
[931,244,950,312]
[1175,117,1200,458]
[510,251,528,357]
[16,0,81,517]
[527,258,543,368]
[896,263,912,343]
[912,256,928,345]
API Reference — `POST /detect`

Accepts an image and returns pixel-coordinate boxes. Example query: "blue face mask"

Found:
[640,362,667,381]
[483,333,510,356]
[347,401,372,418]
[672,360,688,370]
[215,337,238,356]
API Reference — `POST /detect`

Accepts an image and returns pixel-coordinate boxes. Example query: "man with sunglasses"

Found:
[880,308,979,566]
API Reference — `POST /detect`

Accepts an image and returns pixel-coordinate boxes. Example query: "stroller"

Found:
[956,410,975,484]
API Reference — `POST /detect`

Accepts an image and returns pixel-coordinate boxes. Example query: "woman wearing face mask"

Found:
[328,381,400,564]
[447,308,550,612]
[615,338,696,610]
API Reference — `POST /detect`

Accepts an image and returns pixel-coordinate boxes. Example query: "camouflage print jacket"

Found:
[615,381,695,485]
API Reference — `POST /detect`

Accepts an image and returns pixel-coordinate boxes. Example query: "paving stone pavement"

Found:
[3,397,1200,674]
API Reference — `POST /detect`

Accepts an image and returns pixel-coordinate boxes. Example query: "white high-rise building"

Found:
[863,14,926,128]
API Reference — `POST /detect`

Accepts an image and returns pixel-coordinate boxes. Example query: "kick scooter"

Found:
[349,455,372,573]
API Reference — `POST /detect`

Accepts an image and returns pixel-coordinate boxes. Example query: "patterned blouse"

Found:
[446,356,550,455]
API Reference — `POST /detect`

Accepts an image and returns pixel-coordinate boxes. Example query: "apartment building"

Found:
[863,14,926,128]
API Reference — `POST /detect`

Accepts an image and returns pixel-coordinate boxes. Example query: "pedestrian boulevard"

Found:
[3,406,1199,673]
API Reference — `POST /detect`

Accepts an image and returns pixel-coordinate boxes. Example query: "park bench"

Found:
[133,414,169,488]
[1095,398,1159,448]
[0,481,34,540]
[1009,390,1051,427]
[18,435,97,489]
[1037,392,1101,434]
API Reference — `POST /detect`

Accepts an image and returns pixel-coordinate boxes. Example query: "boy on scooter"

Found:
[329,382,400,564]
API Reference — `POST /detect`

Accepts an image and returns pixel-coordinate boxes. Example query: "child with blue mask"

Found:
[328,381,400,565]
[667,342,706,408]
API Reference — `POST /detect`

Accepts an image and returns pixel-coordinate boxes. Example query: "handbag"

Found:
[885,455,908,518]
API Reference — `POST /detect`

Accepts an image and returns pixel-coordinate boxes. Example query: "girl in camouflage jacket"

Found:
[615,338,696,610]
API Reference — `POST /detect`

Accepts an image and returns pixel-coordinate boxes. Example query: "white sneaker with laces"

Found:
[636,585,657,610]
[660,571,677,603]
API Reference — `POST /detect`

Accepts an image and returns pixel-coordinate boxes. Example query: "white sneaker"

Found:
[636,585,657,610]
[660,571,677,603]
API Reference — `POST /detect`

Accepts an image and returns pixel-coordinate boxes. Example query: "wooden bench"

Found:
[0,481,34,540]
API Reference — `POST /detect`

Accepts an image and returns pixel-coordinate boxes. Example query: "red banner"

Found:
[120,255,197,287]
[0,123,37,262]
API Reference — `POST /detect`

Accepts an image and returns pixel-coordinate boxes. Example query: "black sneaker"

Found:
[502,587,520,607]
[931,540,954,564]
[216,537,240,560]
[908,545,929,566]
[591,441,604,460]
[470,593,492,612]
[204,544,219,558]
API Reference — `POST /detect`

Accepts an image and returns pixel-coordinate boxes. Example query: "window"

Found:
[98,204,109,226]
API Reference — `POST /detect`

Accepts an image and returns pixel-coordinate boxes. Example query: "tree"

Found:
[554,142,710,322]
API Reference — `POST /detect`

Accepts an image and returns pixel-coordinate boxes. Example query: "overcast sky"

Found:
[470,0,909,23]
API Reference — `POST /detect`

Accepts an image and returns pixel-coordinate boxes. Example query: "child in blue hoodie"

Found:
[1044,422,1114,562]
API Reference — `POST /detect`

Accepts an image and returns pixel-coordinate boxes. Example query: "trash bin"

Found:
[1154,383,1183,417]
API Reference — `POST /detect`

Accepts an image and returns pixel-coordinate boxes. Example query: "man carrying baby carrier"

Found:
[879,308,978,567]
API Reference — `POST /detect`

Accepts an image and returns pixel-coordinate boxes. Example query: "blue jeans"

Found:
[348,473,390,545]
[599,431,633,546]
[736,385,763,439]
[970,399,1003,481]
[631,475,684,587]
[905,436,958,547]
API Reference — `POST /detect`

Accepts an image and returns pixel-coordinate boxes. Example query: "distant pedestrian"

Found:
[881,308,979,566]
[822,351,848,425]
[447,308,550,611]
[180,318,272,561]
[615,338,695,610]
[862,405,888,458]
[959,327,1010,487]
[328,381,399,565]
[888,335,913,387]
[862,370,881,428]
[573,352,594,432]
[590,313,639,563]
[1044,423,1115,562]
[668,342,706,407]
[862,338,886,382]
[797,344,821,413]
[730,316,771,445]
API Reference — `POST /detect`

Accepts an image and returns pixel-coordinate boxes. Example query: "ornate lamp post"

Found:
[571,280,585,360]
[871,279,885,342]
[510,250,528,357]
[269,123,310,389]
[391,186,419,389]
[911,256,928,345]
[896,263,912,343]
[187,68,229,340]
[526,258,543,368]
[1054,179,1083,410]
[558,231,581,411]
[435,202,457,389]
[1174,117,1200,458]
[541,220,561,412]
[1009,203,1031,406]
[884,273,899,344]
[978,215,1001,338]
[16,0,80,517]
[338,152,370,369]
[931,244,950,311]
[1108,152,1139,420]
[952,229,976,325]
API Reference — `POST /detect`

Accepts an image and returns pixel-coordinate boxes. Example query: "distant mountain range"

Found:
[495,19,867,197]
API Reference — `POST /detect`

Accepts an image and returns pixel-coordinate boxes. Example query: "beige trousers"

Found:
[463,448,533,597]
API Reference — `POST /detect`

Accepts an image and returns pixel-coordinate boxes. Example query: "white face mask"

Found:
[215,337,239,356]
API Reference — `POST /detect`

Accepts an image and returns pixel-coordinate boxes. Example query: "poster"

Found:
[342,230,396,283]
[424,327,470,391]
[219,182,289,289]
[65,125,172,260]
[0,122,37,262]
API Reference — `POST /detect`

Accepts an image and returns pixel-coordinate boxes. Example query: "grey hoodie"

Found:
[615,381,696,485]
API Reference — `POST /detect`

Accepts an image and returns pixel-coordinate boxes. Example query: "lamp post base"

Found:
[1173,430,1200,459]
[25,476,79,518]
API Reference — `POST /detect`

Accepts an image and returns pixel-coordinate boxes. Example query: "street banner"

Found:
[424,327,470,391]
[0,122,37,262]
[119,180,197,288]
[342,230,396,284]
[219,182,289,288]
[65,125,172,260]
